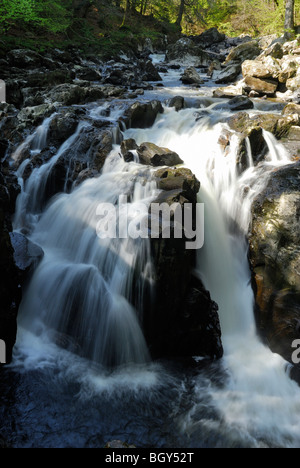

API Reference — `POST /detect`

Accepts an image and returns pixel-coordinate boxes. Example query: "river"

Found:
[1,55,300,449]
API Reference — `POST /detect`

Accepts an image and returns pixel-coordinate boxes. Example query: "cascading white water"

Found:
[125,105,300,447]
[16,135,160,367]
[10,57,300,447]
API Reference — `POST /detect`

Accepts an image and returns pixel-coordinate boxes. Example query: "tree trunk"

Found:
[284,0,295,37]
[175,0,185,28]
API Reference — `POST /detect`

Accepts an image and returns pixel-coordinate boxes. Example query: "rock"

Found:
[224,40,262,64]
[45,84,105,106]
[48,108,80,146]
[166,37,210,66]
[243,76,278,96]
[196,28,226,47]
[242,57,280,80]
[215,62,241,84]
[249,162,300,364]
[227,111,300,140]
[154,167,200,199]
[137,142,184,167]
[17,103,57,126]
[237,127,269,172]
[259,42,284,60]
[10,232,44,272]
[141,60,162,82]
[76,67,102,81]
[213,83,245,98]
[228,96,254,111]
[7,49,43,68]
[180,67,203,85]
[0,162,22,363]
[286,75,300,92]
[121,100,164,129]
[168,96,185,112]
[120,139,138,156]
[288,126,300,140]
[145,166,223,360]
[278,58,298,84]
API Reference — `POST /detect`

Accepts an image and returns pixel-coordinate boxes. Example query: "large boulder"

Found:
[249,162,300,366]
[242,57,280,80]
[225,40,262,64]
[165,37,210,66]
[243,76,278,96]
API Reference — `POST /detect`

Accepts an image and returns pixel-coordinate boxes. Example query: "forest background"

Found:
[0,1,299,57]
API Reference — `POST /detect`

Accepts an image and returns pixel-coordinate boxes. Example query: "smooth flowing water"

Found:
[2,58,300,448]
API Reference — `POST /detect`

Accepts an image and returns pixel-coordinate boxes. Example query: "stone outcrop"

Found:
[145,166,223,360]
[249,162,300,366]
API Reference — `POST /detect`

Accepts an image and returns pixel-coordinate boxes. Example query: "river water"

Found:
[1,55,300,448]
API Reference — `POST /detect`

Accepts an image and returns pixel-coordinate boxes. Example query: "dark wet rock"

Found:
[137,142,184,167]
[48,109,81,146]
[180,67,203,85]
[215,62,241,84]
[145,167,223,360]
[76,67,102,81]
[45,84,105,106]
[121,139,138,155]
[237,127,269,172]
[168,96,185,112]
[249,161,300,365]
[141,60,162,82]
[228,96,254,111]
[10,232,44,272]
[121,100,164,129]
[7,49,44,69]
[0,162,22,364]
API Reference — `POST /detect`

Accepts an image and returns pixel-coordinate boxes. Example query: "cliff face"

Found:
[249,161,300,366]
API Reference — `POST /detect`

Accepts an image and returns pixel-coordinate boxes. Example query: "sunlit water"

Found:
[2,56,300,448]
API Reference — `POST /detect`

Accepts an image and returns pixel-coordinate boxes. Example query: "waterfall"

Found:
[125,105,300,447]
[16,140,159,368]
[9,58,300,447]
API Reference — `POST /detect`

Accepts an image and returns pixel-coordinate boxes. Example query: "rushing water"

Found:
[2,57,300,448]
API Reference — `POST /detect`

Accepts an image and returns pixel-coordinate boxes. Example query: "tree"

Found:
[284,0,295,36]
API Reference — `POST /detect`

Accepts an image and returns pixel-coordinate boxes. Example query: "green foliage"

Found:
[0,0,73,33]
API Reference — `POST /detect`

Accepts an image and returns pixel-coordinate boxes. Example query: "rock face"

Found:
[145,167,223,360]
[0,162,21,364]
[249,162,300,366]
